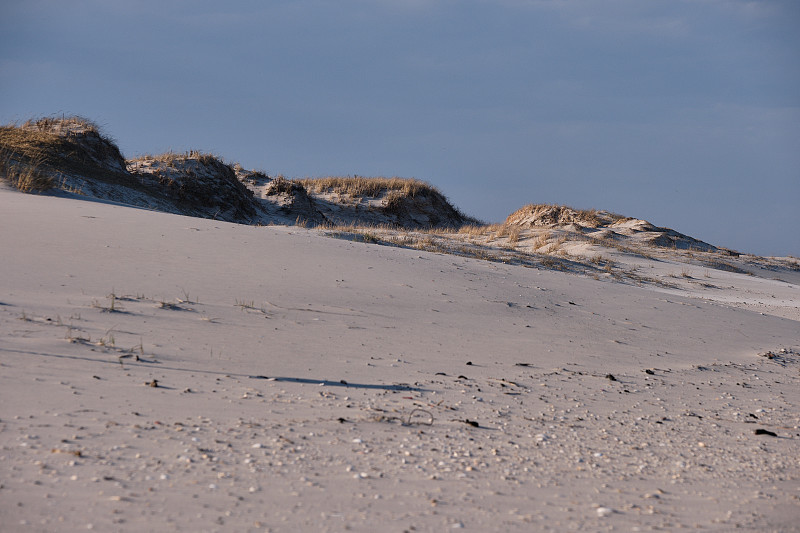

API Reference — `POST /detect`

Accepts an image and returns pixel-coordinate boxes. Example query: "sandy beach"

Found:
[1,185,798,532]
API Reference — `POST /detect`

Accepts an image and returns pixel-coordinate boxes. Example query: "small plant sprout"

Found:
[235,298,256,310]
[94,290,123,312]
[132,338,144,357]
[97,327,116,347]
[64,323,90,344]
[178,287,197,304]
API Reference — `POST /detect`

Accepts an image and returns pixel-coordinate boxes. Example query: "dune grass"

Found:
[298,176,440,198]
[0,115,132,192]
[506,204,627,228]
[129,150,227,168]
[0,148,56,192]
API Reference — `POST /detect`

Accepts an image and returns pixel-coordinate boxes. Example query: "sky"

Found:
[1,0,798,256]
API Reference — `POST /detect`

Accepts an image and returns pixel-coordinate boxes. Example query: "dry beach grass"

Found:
[297,176,438,198]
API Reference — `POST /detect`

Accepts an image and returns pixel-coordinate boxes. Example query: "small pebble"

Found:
[596,506,614,517]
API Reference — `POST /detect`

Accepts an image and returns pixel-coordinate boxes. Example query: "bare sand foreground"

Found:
[1,186,799,532]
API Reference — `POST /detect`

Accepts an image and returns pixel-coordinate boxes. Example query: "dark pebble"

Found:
[754,429,778,437]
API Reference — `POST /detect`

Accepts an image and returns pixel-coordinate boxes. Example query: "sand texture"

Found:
[1,187,799,532]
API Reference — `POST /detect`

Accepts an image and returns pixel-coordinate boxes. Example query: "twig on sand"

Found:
[372,408,434,426]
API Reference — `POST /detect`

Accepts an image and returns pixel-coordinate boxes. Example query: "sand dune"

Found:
[2,117,799,531]
[1,184,799,531]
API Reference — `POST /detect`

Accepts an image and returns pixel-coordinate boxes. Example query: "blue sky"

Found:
[1,0,798,255]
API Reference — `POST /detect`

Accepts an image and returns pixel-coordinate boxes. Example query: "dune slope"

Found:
[1,187,798,531]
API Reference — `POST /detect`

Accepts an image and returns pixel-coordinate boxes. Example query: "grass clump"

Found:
[506,204,626,228]
[0,115,131,192]
[265,176,306,196]
[21,116,106,137]
[298,176,439,198]
[131,150,228,170]
[128,150,258,220]
[0,149,56,192]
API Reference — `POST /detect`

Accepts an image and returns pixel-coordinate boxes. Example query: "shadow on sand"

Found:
[3,348,425,392]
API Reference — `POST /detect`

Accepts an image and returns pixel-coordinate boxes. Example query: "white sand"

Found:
[1,186,798,532]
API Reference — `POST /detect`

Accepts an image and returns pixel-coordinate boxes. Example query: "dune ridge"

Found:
[1,116,476,229]
[0,116,740,241]
[3,116,797,291]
